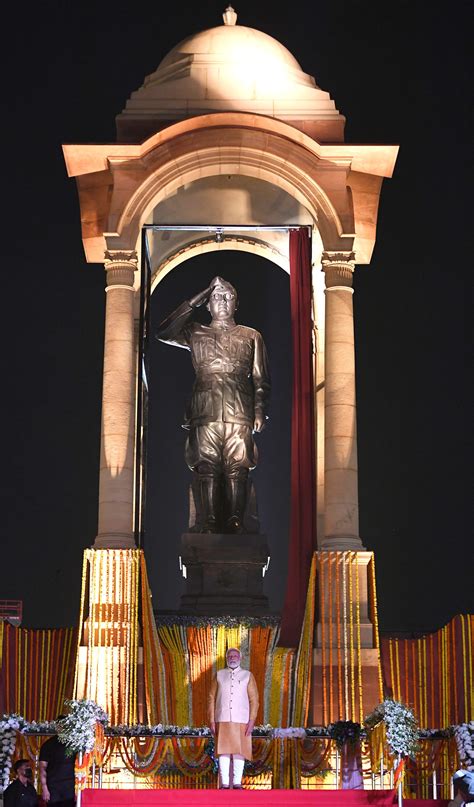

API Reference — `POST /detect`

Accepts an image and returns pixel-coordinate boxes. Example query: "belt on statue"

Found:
[196,369,251,378]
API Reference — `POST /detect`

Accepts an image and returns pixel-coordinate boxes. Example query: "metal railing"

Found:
[17,731,456,804]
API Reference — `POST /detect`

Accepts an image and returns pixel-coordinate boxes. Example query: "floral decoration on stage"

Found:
[1,706,471,795]
[0,715,26,793]
[453,722,474,771]
[105,723,332,738]
[0,715,57,793]
[365,698,419,758]
[107,723,212,737]
[56,699,108,756]
[154,615,281,628]
[326,720,362,748]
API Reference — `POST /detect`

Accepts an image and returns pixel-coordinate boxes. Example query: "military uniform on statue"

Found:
[208,648,259,789]
[156,276,270,534]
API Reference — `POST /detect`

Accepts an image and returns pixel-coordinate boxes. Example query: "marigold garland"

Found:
[292,553,317,725]
[1,624,76,722]
[75,550,140,725]
[381,615,474,730]
[1,717,469,795]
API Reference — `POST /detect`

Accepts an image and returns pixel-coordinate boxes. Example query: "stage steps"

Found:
[81,789,449,806]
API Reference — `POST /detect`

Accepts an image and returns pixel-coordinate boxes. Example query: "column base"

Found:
[94,532,136,549]
[311,551,383,721]
[76,645,145,721]
[312,648,382,723]
[316,620,375,648]
[75,548,143,723]
[319,535,366,551]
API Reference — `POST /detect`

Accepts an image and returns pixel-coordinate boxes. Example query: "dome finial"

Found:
[222,5,237,25]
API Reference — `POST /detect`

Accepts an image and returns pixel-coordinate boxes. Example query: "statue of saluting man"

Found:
[156,276,270,534]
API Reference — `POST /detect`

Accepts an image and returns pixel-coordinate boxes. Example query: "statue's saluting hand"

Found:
[189,283,216,309]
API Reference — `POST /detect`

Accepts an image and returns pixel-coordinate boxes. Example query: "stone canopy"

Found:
[64,7,398,268]
[62,6,398,557]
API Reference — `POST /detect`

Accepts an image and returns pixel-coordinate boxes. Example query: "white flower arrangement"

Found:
[453,722,474,771]
[105,723,332,739]
[0,715,57,794]
[365,699,419,759]
[272,727,307,739]
[108,723,211,737]
[57,699,108,756]
[0,715,24,794]
[1,704,439,793]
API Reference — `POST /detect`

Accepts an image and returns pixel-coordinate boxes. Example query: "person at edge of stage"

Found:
[3,759,38,807]
[449,770,474,805]
[207,646,259,789]
[39,716,76,806]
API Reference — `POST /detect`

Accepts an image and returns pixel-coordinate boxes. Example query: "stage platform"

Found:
[81,790,450,806]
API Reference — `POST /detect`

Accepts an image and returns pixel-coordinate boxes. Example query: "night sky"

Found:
[1,1,470,634]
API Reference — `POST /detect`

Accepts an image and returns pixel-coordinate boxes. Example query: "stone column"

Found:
[95,251,138,549]
[321,252,364,550]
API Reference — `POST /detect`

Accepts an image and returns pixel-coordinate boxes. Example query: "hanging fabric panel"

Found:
[280,227,317,647]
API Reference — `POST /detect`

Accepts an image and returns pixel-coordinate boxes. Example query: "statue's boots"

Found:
[197,474,220,533]
[224,472,248,534]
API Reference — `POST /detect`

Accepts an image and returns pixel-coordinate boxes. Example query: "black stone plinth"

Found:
[179,532,270,615]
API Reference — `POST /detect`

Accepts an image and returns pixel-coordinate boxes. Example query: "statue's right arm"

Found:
[155,285,215,347]
[155,300,195,348]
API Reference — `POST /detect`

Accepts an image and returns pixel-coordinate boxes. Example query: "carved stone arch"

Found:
[150,235,290,293]
[104,122,352,256]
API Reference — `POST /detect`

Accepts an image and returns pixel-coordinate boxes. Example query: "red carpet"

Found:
[81,790,407,806]
[82,792,450,806]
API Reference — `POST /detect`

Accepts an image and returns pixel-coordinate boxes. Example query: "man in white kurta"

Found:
[208,648,259,789]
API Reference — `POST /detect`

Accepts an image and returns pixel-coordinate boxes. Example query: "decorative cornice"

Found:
[321,251,355,288]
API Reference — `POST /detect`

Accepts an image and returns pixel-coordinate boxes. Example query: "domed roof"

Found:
[116,7,345,143]
[158,17,303,75]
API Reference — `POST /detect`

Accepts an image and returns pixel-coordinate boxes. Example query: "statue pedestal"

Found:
[179,532,270,615]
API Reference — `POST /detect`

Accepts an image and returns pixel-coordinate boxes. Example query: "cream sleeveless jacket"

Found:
[208,667,259,724]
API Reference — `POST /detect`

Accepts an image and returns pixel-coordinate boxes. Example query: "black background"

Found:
[1,0,470,633]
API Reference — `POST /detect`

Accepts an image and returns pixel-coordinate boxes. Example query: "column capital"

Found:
[104,250,138,289]
[321,251,355,289]
[104,249,138,266]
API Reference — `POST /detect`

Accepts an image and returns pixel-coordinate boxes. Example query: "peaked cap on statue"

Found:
[209,276,238,305]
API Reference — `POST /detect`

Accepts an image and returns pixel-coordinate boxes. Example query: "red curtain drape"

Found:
[279,228,317,647]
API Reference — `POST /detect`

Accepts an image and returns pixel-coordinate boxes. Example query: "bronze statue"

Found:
[156,277,270,534]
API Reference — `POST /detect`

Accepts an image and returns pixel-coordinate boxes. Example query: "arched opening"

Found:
[108,121,346,257]
[131,159,328,615]
[145,249,292,614]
